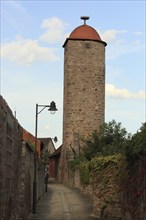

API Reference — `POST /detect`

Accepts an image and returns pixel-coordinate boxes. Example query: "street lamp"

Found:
[53,136,58,143]
[33,101,57,214]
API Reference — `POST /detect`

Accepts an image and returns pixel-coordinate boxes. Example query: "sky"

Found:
[0,0,146,148]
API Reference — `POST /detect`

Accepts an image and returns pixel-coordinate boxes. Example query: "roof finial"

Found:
[80,16,90,25]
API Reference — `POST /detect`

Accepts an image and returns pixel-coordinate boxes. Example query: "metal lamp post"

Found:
[33,101,57,214]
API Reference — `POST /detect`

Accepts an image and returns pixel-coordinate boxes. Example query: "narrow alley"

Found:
[26,183,98,220]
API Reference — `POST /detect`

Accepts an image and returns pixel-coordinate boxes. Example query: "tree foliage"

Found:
[125,122,146,161]
[83,120,131,160]
[70,120,146,175]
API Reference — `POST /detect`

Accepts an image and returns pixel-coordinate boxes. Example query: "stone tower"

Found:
[59,17,107,184]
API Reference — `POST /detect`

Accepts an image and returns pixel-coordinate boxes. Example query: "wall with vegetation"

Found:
[70,120,146,220]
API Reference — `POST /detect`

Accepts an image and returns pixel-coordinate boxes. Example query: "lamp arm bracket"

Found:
[37,105,50,115]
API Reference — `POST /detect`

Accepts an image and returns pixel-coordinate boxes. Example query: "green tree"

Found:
[125,122,146,161]
[83,120,130,160]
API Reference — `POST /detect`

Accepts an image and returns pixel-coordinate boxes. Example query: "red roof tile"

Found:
[23,129,41,158]
[69,24,101,41]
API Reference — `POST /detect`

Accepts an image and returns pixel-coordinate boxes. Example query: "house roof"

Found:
[39,137,55,154]
[23,128,41,158]
[49,145,62,158]
[39,137,52,146]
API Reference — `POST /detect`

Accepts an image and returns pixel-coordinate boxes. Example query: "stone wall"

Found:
[90,156,123,219]
[60,39,106,183]
[18,142,33,220]
[70,155,146,220]
[121,157,146,220]
[0,96,46,220]
[19,141,45,220]
[0,95,22,220]
[20,129,46,219]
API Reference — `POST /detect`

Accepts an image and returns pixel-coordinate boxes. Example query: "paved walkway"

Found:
[26,183,99,220]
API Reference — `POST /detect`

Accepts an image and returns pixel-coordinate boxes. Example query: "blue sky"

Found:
[1,0,145,148]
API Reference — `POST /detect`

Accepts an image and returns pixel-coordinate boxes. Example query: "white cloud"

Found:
[5,0,28,15]
[100,29,127,43]
[39,17,68,44]
[134,31,143,36]
[99,29,144,60]
[106,84,146,99]
[44,125,51,131]
[1,36,59,65]
[1,16,69,65]
[1,0,34,32]
[106,39,143,61]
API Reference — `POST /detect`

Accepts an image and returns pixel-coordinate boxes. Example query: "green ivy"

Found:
[25,140,35,151]
[70,155,86,171]
[79,162,90,185]
[41,150,50,164]
[89,154,123,173]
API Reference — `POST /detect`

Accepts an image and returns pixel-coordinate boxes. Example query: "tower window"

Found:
[85,43,91,49]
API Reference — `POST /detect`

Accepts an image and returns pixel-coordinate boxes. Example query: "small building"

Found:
[39,138,55,155]
[49,145,62,181]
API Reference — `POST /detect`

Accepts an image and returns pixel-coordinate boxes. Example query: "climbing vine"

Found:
[79,162,90,185]
[25,140,35,151]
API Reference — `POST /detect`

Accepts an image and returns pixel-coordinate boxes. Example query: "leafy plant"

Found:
[41,149,50,164]
[79,162,90,185]
[125,122,146,162]
[83,120,130,160]
[25,140,35,151]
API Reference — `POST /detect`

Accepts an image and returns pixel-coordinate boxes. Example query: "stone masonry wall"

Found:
[0,96,46,220]
[18,142,34,220]
[59,39,106,183]
[19,141,45,220]
[70,156,146,220]
[0,95,22,220]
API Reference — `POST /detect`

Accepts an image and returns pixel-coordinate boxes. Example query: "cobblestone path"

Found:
[26,183,98,220]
